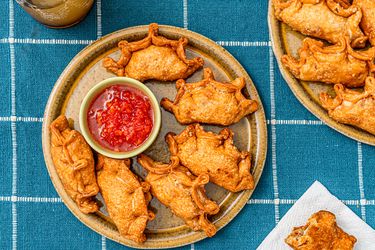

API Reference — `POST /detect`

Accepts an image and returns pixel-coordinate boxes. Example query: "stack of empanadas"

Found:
[273,0,375,135]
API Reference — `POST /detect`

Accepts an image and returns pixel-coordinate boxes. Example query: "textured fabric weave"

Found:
[0,1,374,249]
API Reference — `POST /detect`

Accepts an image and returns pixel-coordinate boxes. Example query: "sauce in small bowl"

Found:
[79,77,161,158]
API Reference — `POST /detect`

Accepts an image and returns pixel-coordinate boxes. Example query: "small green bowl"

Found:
[79,77,161,159]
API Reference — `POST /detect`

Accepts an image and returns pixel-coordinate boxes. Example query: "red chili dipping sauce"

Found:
[87,85,154,152]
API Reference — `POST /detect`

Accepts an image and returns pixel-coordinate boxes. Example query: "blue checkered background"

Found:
[0,1,374,249]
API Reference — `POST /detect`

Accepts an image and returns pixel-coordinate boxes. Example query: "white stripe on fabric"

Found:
[247,199,297,205]
[247,199,275,204]
[11,122,17,195]
[216,41,271,47]
[1,117,327,125]
[16,197,62,203]
[183,0,188,29]
[9,2,14,39]
[0,38,94,45]
[0,116,327,126]
[97,0,102,38]
[11,203,17,250]
[0,116,44,122]
[16,117,44,122]
[357,142,366,221]
[9,1,17,249]
[246,199,374,206]
[1,196,374,206]
[0,196,11,202]
[10,44,15,117]
[269,46,280,224]
[0,196,62,203]
[0,38,274,47]
[101,236,106,250]
[268,120,324,125]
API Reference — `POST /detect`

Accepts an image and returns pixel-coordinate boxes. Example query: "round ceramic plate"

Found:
[268,1,375,146]
[42,25,267,249]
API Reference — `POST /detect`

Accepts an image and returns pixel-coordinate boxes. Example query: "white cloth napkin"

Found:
[257,181,375,250]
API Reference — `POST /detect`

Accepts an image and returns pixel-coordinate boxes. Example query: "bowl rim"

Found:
[79,76,162,159]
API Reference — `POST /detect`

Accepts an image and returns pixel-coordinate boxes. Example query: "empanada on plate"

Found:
[103,23,204,81]
[50,115,99,214]
[320,77,375,135]
[282,37,375,87]
[137,154,219,237]
[166,124,254,192]
[273,0,367,48]
[161,68,258,126]
[96,155,154,243]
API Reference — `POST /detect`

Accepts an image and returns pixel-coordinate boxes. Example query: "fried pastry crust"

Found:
[161,68,258,126]
[96,155,154,243]
[166,124,254,192]
[353,0,375,46]
[273,0,367,48]
[320,76,375,135]
[103,23,204,81]
[282,36,375,87]
[137,154,219,237]
[285,210,357,250]
[50,115,99,214]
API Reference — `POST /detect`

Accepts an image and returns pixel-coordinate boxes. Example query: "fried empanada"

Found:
[282,37,375,87]
[285,210,357,250]
[103,23,204,81]
[96,154,154,243]
[161,68,258,126]
[320,76,375,135]
[166,124,254,192]
[353,0,375,46]
[137,154,219,237]
[50,115,99,214]
[273,0,367,48]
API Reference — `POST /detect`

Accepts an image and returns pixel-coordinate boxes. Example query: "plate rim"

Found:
[267,0,375,146]
[42,24,268,249]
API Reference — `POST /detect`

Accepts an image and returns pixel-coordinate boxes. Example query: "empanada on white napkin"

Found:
[258,181,375,249]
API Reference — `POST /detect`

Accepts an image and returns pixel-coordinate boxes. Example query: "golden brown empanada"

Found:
[353,0,375,46]
[137,154,219,237]
[161,68,258,126]
[103,23,204,81]
[166,124,254,192]
[96,155,154,243]
[282,37,375,87]
[273,0,367,48]
[50,115,99,214]
[320,76,375,135]
[285,210,357,250]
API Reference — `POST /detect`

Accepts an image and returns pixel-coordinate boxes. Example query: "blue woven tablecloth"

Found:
[0,1,374,249]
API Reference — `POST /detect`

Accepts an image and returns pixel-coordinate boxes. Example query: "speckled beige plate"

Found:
[268,1,375,146]
[42,25,267,249]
